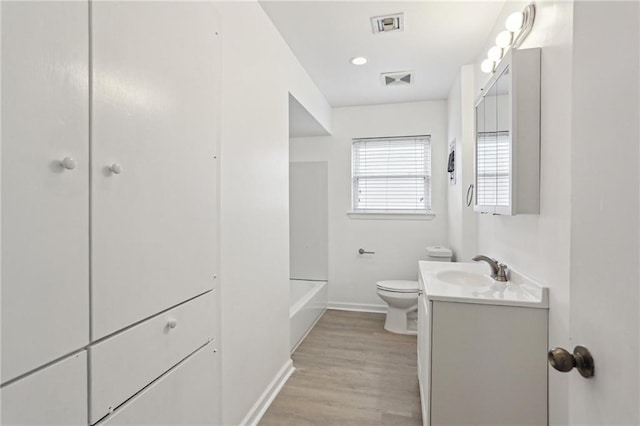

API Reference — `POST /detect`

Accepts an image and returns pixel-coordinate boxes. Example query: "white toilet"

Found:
[376,246,453,335]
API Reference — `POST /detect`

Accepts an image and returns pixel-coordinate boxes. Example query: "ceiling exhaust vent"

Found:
[381,71,413,86]
[371,13,404,34]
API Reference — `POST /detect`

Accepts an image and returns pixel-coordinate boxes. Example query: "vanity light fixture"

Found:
[481,3,535,74]
[488,46,503,62]
[505,11,525,32]
[351,56,368,66]
[495,31,513,48]
[480,59,495,74]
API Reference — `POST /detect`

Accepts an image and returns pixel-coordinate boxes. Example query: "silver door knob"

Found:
[548,345,594,378]
[110,163,123,174]
[61,157,77,170]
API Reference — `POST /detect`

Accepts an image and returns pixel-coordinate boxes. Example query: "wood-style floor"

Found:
[259,310,422,426]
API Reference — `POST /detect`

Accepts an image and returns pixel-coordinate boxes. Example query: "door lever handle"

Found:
[358,248,375,255]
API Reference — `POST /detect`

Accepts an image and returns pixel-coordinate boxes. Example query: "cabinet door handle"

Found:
[109,163,123,175]
[466,184,474,206]
[166,318,178,329]
[61,157,77,170]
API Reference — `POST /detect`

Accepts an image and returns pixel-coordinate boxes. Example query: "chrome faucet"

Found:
[472,255,508,282]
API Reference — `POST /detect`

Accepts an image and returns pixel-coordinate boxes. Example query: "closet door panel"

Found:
[97,344,218,426]
[1,352,87,425]
[91,2,220,338]
[1,0,90,382]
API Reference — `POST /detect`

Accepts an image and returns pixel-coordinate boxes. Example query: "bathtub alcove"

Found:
[289,279,328,353]
[288,94,330,353]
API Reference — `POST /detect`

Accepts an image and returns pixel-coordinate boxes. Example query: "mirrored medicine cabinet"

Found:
[474,47,541,215]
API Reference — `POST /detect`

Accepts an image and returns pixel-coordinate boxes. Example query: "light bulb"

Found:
[505,11,524,32]
[351,57,368,66]
[495,30,513,48]
[488,46,503,61]
[481,59,495,74]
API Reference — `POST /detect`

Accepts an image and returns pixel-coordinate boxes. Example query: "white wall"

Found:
[291,101,449,310]
[471,1,574,423]
[289,161,328,281]
[446,65,477,262]
[216,2,331,424]
[447,75,463,261]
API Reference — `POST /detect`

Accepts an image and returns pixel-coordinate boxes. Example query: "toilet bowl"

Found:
[377,246,454,335]
[376,280,419,335]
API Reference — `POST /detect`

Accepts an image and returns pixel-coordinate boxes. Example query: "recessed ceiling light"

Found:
[351,57,368,66]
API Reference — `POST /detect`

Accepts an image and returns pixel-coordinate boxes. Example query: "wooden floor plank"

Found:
[259,310,422,426]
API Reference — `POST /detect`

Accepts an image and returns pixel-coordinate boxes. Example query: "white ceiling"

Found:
[260,1,505,107]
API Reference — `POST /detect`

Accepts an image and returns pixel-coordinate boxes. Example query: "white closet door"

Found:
[1,352,88,426]
[91,2,220,338]
[1,0,90,382]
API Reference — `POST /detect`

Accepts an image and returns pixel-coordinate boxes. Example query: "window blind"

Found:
[476,131,510,206]
[352,136,431,213]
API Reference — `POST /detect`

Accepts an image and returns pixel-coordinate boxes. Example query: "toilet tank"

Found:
[426,246,453,262]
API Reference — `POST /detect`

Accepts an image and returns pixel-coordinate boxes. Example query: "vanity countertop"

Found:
[418,261,549,309]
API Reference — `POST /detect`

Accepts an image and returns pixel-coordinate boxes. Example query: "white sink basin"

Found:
[418,261,549,308]
[435,270,494,287]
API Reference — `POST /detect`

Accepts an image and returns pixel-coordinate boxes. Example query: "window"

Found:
[476,130,510,207]
[351,136,431,214]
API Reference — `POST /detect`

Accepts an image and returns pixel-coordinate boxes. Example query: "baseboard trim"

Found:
[239,359,295,426]
[328,302,387,314]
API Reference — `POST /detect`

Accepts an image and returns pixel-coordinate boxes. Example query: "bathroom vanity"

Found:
[417,261,549,426]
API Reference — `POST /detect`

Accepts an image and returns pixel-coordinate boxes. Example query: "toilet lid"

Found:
[376,280,419,293]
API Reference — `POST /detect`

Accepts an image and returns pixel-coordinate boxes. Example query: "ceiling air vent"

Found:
[381,71,413,86]
[371,13,404,34]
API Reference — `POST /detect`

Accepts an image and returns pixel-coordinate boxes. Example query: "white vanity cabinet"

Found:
[417,262,549,426]
[416,282,432,423]
[474,48,540,215]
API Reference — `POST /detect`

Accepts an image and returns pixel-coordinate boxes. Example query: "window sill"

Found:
[346,211,436,221]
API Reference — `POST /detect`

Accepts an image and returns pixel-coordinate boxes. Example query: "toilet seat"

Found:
[376,280,418,293]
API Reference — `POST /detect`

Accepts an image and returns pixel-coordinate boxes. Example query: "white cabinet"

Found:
[90,292,216,423]
[1,352,87,425]
[416,285,431,424]
[474,48,540,215]
[97,343,219,426]
[1,0,90,383]
[417,299,548,426]
[2,1,221,424]
[91,1,220,339]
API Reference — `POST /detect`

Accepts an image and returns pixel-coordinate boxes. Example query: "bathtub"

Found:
[290,279,328,353]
